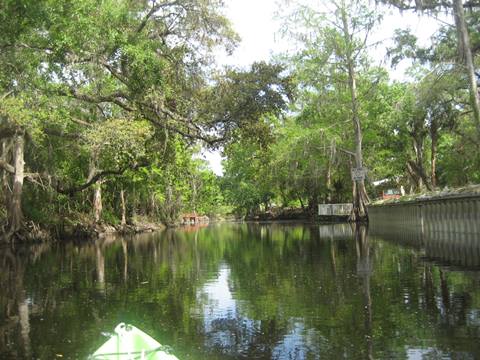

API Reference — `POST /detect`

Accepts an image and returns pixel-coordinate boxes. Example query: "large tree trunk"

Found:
[132,184,137,219]
[408,120,432,192]
[120,188,127,226]
[406,161,423,191]
[430,118,438,188]
[150,192,157,217]
[341,6,369,222]
[325,142,335,203]
[191,178,197,215]
[326,162,332,203]
[1,140,10,217]
[453,0,480,140]
[8,131,25,234]
[93,185,102,223]
[413,135,426,190]
[88,154,102,223]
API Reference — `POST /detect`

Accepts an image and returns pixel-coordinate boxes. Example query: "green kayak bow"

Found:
[89,323,179,360]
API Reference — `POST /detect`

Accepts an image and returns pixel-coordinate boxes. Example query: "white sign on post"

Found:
[351,167,367,181]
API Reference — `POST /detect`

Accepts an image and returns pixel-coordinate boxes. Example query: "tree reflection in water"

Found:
[0,221,479,359]
[354,224,373,360]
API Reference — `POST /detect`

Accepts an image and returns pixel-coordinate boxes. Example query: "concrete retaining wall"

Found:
[369,194,480,267]
[369,194,480,233]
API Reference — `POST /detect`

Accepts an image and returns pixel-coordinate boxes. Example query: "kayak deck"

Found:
[89,323,179,360]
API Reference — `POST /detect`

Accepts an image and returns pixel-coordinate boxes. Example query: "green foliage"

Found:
[222,144,272,216]
[221,0,480,215]
[1,0,480,234]
[0,0,237,233]
[205,61,294,146]
[85,119,153,168]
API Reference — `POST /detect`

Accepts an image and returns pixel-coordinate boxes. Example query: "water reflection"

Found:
[355,225,373,360]
[370,213,480,267]
[197,265,239,349]
[195,261,325,359]
[0,243,49,359]
[0,222,479,359]
[95,241,105,293]
[195,264,263,357]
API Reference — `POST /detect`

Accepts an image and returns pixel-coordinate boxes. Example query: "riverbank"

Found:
[59,219,166,240]
[1,214,166,243]
[244,207,349,223]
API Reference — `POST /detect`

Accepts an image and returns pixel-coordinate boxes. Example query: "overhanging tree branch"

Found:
[56,160,150,196]
[43,128,81,140]
[0,160,14,174]
[58,88,134,112]
[138,100,223,146]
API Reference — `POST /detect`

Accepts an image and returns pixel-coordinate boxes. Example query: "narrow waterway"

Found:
[1,222,479,359]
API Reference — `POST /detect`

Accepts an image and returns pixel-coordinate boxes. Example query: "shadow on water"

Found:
[0,221,479,359]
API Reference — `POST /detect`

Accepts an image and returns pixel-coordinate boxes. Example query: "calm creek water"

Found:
[1,222,480,359]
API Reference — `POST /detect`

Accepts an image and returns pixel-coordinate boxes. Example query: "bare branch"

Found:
[0,159,14,174]
[1,90,13,101]
[70,117,93,127]
[337,147,356,157]
[101,61,129,86]
[25,173,50,191]
[136,2,162,34]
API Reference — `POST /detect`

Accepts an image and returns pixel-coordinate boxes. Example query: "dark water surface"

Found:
[1,222,480,359]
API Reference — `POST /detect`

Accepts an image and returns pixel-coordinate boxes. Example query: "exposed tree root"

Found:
[1,221,51,244]
[349,180,370,223]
